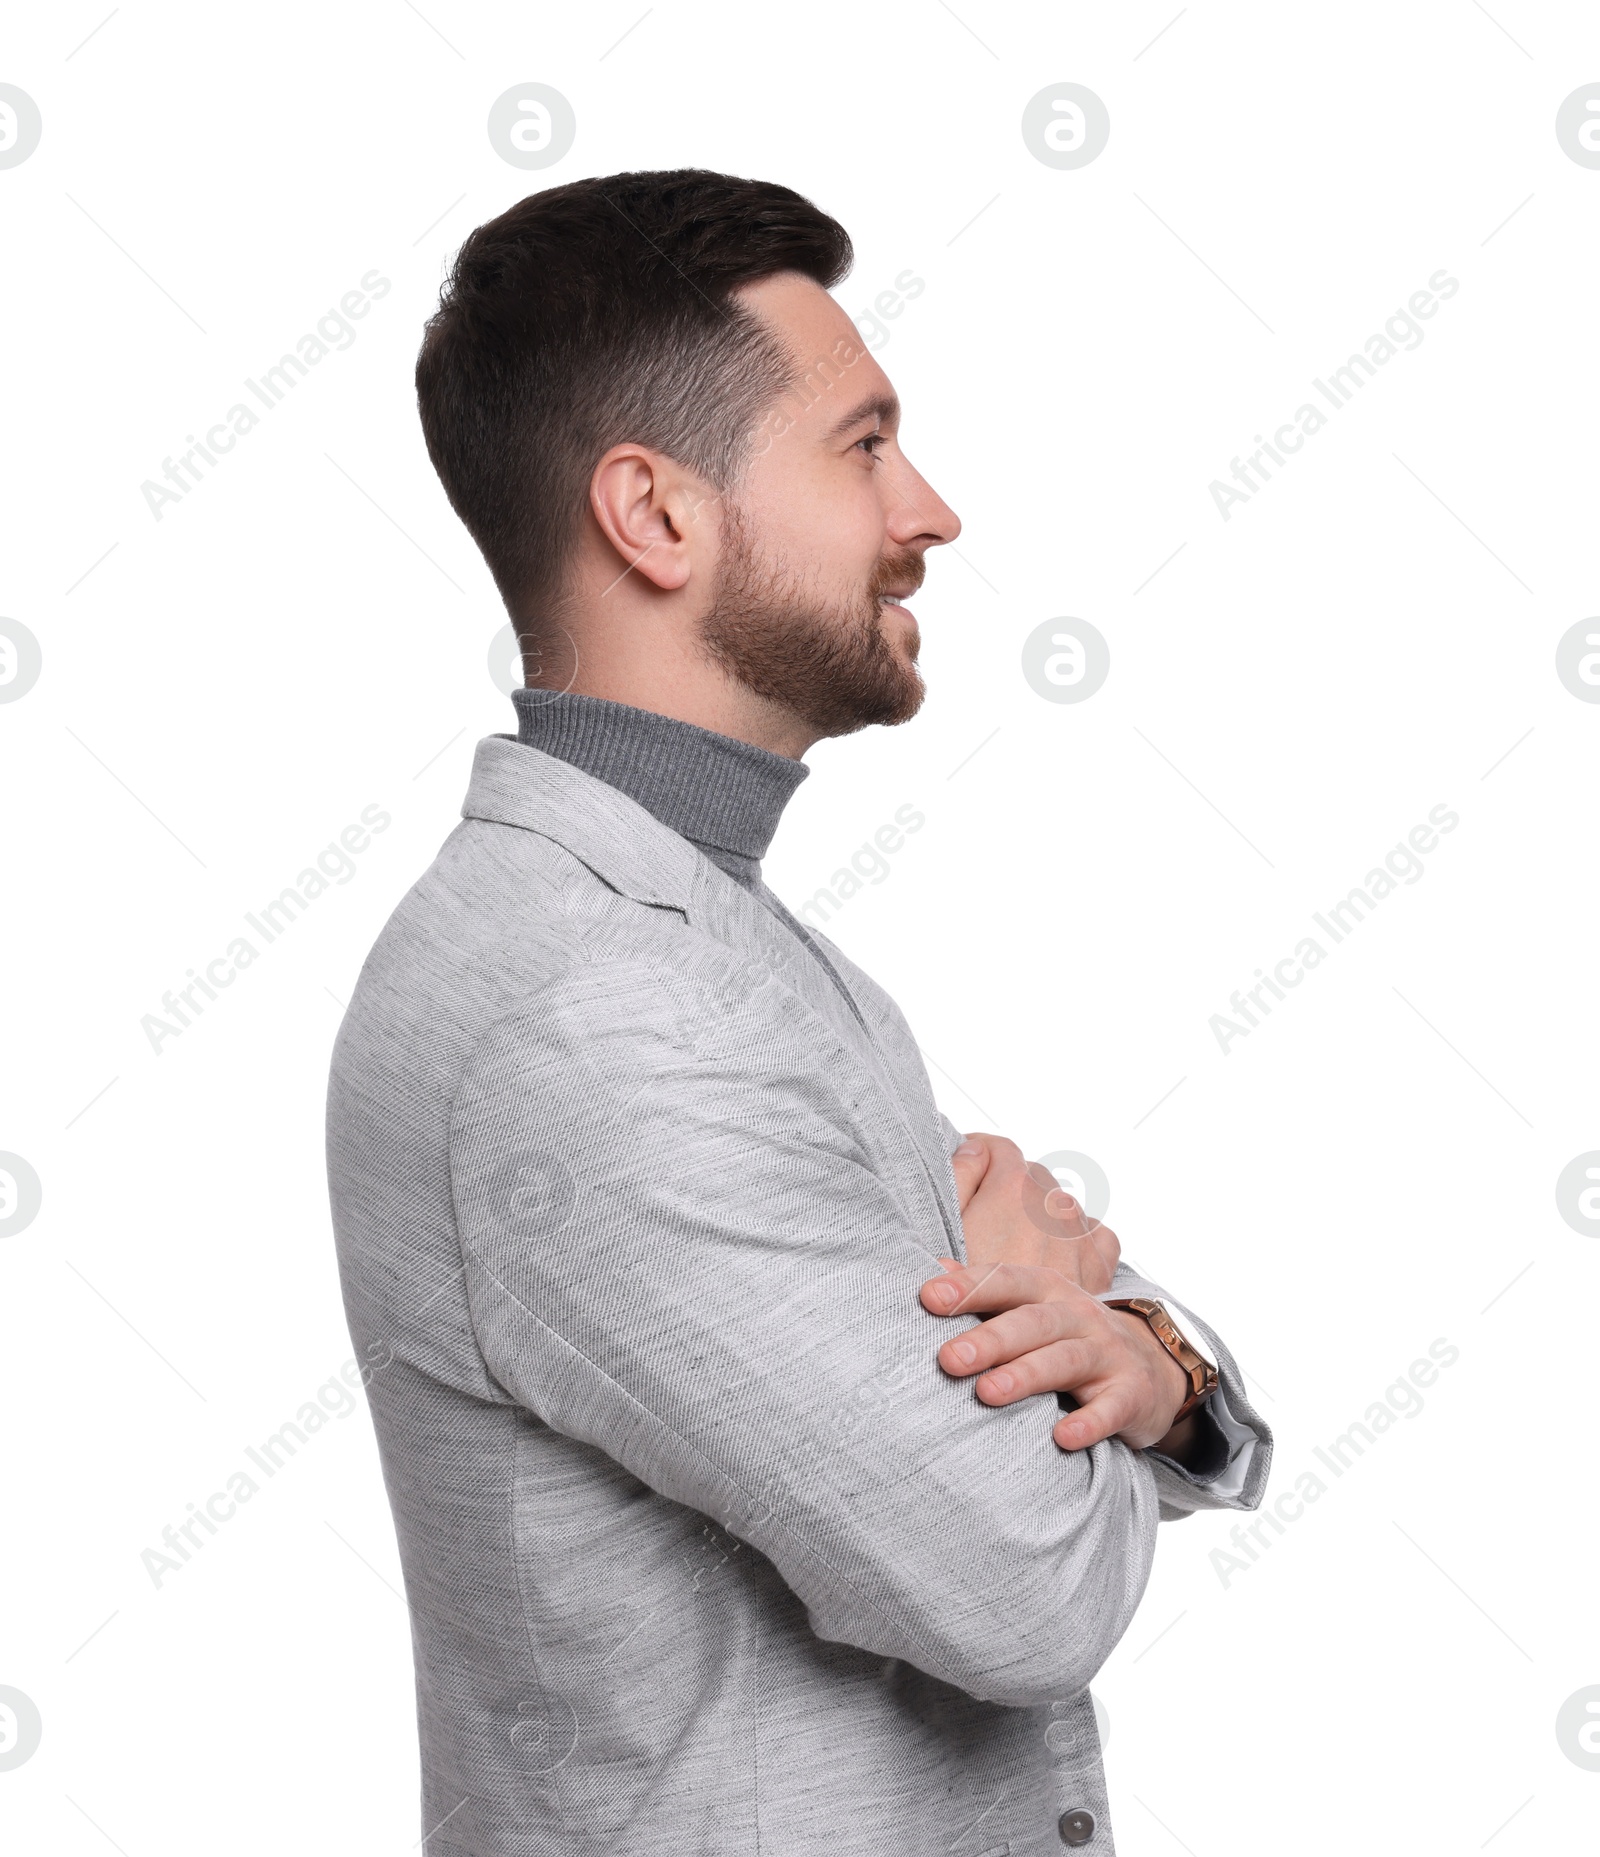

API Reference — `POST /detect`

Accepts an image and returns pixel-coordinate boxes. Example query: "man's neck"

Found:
[555,670,815,760]
[525,606,817,758]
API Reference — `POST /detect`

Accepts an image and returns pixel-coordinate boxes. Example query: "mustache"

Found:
[868,551,926,601]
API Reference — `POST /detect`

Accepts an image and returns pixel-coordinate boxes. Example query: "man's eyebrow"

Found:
[823,390,900,443]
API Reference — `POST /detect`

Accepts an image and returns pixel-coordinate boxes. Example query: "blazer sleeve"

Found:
[935,1112,1273,1521]
[447,957,1163,1711]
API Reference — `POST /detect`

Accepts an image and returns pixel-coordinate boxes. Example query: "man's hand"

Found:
[919,1260,1191,1452]
[930,1132,1193,1455]
[947,1133,1119,1294]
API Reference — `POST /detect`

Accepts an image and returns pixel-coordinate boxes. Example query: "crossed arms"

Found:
[447,959,1271,1708]
[930,1127,1220,1464]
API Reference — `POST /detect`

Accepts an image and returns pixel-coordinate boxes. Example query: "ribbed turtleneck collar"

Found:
[510,687,809,888]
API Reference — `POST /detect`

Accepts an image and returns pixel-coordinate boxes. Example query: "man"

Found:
[327,168,1271,1856]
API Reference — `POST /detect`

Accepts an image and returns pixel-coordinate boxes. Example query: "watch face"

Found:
[1163,1307,1217,1374]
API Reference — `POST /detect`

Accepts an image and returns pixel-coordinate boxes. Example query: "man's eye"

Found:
[856,432,885,457]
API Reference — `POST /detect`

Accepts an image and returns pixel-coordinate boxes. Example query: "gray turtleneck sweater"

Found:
[511,686,868,1030]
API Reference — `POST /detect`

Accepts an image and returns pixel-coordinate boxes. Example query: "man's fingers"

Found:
[1041,1191,1120,1290]
[920,1259,1080,1318]
[1052,1389,1137,1453]
[1043,1189,1111,1243]
[1037,1184,1113,1247]
[972,1338,1095,1406]
[949,1134,993,1212]
[935,1301,1092,1381]
[1044,1185,1084,1222]
[1076,1215,1119,1285]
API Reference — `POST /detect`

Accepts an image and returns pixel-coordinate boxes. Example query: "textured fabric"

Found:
[325,732,1274,1856]
[514,688,872,1033]
[509,687,1253,1488]
[509,688,1253,1487]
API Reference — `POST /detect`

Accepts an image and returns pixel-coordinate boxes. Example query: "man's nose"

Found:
[886,460,961,549]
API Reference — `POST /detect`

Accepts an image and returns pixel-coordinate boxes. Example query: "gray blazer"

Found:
[326,732,1272,1856]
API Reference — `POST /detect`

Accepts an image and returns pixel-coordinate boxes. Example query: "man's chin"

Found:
[879,661,927,727]
[804,660,924,736]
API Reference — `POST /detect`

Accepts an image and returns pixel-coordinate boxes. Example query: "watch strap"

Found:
[1104,1296,1220,1423]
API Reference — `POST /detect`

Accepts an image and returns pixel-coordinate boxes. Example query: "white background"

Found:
[2,3,1597,1851]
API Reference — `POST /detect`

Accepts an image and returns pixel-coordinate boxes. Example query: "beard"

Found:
[695,497,927,738]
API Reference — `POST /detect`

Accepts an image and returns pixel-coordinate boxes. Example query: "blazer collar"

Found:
[461,730,868,1047]
[462,732,702,912]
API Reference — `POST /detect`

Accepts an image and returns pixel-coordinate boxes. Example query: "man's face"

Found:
[695,272,961,740]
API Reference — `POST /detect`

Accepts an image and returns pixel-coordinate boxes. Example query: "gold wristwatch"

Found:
[1104,1297,1220,1422]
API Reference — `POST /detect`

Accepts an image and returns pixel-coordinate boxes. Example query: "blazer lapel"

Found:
[685,857,965,1262]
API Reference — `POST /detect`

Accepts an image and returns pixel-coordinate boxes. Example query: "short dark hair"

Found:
[415,168,853,638]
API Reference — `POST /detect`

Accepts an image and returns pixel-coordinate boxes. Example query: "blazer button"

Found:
[1058,1807,1096,1845]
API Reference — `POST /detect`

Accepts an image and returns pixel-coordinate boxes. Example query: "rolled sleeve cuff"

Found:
[1145,1380,1259,1502]
[1103,1260,1273,1517]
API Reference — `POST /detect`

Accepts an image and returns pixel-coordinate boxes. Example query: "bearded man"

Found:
[326,168,1270,1857]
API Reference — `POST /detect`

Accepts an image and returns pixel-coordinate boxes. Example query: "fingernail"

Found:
[1047,1189,1078,1213]
[983,1370,1013,1395]
[955,1139,983,1157]
[925,1280,959,1309]
[947,1338,977,1367]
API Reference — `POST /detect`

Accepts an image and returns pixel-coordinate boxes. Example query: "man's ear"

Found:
[588,444,712,593]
